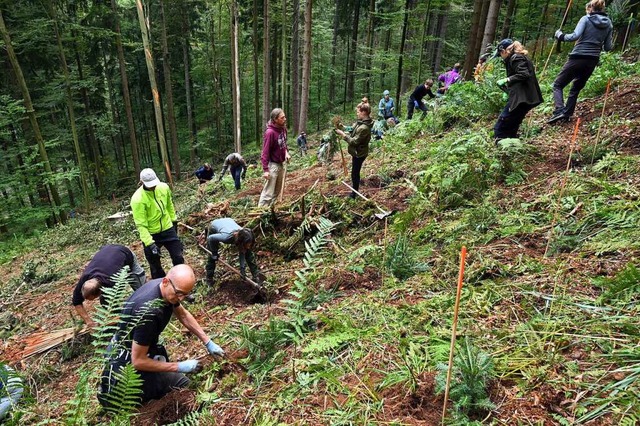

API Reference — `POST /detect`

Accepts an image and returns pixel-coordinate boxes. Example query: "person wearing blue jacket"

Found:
[548,0,613,124]
[205,218,260,285]
[194,163,214,184]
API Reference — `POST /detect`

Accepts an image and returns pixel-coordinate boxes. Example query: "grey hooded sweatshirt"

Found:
[563,12,613,57]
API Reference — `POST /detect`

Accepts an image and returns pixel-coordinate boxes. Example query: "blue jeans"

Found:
[230,165,242,190]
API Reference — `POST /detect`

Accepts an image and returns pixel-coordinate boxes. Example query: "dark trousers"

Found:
[493,103,534,139]
[144,228,183,279]
[230,165,242,190]
[552,56,599,117]
[99,345,189,407]
[407,98,427,120]
[350,155,367,198]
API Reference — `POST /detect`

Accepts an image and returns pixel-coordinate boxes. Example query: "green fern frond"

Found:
[164,410,203,426]
[102,364,143,418]
[62,370,92,426]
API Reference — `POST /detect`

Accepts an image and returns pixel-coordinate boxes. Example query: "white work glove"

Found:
[205,340,225,357]
[177,360,201,373]
[554,29,564,40]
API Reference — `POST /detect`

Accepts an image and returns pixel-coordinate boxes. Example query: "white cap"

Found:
[140,168,161,188]
[383,90,390,96]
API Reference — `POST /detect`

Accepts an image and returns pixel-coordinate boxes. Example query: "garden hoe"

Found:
[341,181,394,220]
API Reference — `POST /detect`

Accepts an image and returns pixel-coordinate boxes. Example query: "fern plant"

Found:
[384,233,429,280]
[100,363,143,420]
[594,263,640,304]
[435,338,496,416]
[283,217,337,341]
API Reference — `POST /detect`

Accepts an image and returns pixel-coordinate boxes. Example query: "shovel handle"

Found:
[341,181,388,215]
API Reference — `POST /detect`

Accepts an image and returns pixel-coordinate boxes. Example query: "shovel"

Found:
[341,181,394,220]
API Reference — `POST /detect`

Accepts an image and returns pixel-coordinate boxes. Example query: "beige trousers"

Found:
[258,162,285,207]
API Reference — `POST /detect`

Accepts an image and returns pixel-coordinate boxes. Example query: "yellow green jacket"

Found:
[130,182,176,246]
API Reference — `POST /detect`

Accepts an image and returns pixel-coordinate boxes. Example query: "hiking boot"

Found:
[547,113,569,124]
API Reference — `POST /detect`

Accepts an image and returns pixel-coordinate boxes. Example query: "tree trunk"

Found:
[433,5,450,74]
[346,0,361,102]
[364,0,375,97]
[111,0,141,178]
[0,10,66,224]
[462,0,484,78]
[417,0,432,82]
[481,0,503,58]
[291,0,301,134]
[472,0,491,66]
[159,0,180,179]
[47,0,90,210]
[230,0,242,153]
[395,0,412,114]
[298,0,312,134]
[262,0,271,129]
[281,0,287,114]
[136,0,171,184]
[253,0,261,145]
[328,0,339,107]
[500,0,517,39]
[400,0,418,93]
[181,2,196,166]
[209,13,223,152]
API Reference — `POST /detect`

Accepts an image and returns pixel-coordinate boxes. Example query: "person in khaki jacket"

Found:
[336,102,373,199]
[258,108,290,207]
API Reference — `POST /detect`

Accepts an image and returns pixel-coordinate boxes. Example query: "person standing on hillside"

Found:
[336,102,373,199]
[296,132,308,156]
[218,152,248,190]
[131,168,183,279]
[437,63,462,95]
[98,264,224,407]
[407,79,436,120]
[548,0,613,124]
[493,39,543,141]
[204,217,260,286]
[258,108,290,207]
[72,244,146,327]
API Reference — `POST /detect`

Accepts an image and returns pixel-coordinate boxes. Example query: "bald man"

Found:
[98,265,224,407]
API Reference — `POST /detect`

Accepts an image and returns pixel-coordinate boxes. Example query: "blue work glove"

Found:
[205,340,225,357]
[413,100,419,107]
[177,360,201,373]
[554,29,564,41]
[497,78,508,88]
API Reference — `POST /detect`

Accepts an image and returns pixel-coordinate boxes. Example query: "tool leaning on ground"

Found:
[197,243,268,301]
[341,181,394,219]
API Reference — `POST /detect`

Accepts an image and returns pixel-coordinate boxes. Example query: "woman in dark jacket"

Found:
[548,0,613,124]
[336,102,373,199]
[493,39,543,141]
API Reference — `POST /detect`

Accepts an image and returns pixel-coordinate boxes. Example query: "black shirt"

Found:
[72,245,135,306]
[410,84,436,102]
[113,279,178,362]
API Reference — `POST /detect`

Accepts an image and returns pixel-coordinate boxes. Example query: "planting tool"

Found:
[341,181,394,219]
[198,244,267,302]
[337,136,349,176]
[542,0,574,77]
[442,246,467,424]
[278,163,287,203]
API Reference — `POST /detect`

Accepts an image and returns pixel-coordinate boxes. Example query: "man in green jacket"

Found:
[131,168,183,279]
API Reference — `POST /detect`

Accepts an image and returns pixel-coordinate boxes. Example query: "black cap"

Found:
[494,38,514,57]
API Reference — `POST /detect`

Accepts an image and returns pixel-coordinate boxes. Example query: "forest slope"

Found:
[1,60,640,425]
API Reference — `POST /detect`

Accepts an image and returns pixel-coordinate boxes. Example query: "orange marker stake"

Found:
[442,246,467,424]
[545,118,581,256]
[592,79,612,165]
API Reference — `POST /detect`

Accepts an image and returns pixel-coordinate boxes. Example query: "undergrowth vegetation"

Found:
[3,52,640,424]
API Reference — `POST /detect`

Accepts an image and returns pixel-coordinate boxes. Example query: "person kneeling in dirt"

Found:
[205,218,260,286]
[99,264,224,408]
[194,163,214,184]
[72,244,146,328]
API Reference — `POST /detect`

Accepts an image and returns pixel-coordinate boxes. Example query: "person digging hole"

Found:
[205,218,267,303]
